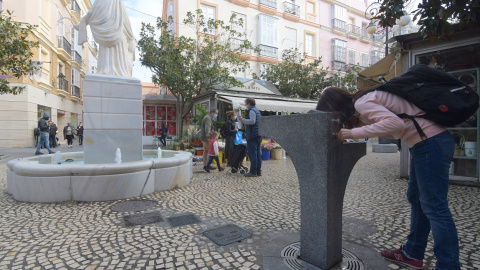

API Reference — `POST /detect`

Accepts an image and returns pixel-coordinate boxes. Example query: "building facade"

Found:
[163,0,384,77]
[0,0,97,147]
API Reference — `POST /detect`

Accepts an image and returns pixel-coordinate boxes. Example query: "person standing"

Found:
[199,109,218,170]
[316,87,460,270]
[204,131,225,172]
[35,112,55,155]
[158,122,168,147]
[77,122,84,146]
[64,123,74,148]
[48,120,58,148]
[237,98,262,177]
[223,110,238,164]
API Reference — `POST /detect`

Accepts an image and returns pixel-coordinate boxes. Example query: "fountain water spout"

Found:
[54,151,62,164]
[157,147,162,159]
[115,148,122,163]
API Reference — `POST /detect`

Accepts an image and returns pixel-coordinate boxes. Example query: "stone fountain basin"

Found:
[6,150,192,203]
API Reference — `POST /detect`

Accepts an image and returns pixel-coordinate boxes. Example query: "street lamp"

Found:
[365,1,411,56]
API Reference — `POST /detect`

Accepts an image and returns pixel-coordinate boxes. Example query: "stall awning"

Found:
[218,95,317,113]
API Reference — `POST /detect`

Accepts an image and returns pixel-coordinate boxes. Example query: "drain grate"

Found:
[111,200,157,212]
[281,242,364,270]
[167,214,201,228]
[124,211,163,227]
[203,224,252,246]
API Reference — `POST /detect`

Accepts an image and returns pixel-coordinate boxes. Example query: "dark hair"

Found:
[316,87,360,129]
[210,108,218,114]
[245,98,255,106]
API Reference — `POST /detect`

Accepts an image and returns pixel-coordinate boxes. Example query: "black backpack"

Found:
[359,65,479,139]
[34,127,40,136]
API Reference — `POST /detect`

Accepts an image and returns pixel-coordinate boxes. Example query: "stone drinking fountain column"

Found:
[259,111,366,270]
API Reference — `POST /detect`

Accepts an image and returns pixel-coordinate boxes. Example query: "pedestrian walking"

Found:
[316,87,460,270]
[204,131,224,172]
[63,123,74,148]
[158,122,168,147]
[48,120,58,148]
[237,98,262,177]
[77,122,84,145]
[199,109,218,170]
[35,112,55,155]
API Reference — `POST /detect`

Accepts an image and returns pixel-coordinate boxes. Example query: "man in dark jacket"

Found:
[48,120,58,148]
[238,98,261,177]
[35,112,55,155]
[77,122,84,145]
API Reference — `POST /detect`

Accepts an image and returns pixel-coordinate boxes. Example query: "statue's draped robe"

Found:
[78,0,136,77]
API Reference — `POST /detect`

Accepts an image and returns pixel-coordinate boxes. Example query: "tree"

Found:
[253,49,330,99]
[373,0,480,41]
[138,11,257,136]
[254,49,362,98]
[0,10,39,95]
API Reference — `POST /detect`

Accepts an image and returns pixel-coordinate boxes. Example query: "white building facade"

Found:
[162,0,384,77]
[0,0,97,147]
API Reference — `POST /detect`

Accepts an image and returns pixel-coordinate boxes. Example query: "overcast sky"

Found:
[91,0,163,83]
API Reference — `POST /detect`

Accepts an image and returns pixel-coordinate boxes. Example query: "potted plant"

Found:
[271,143,283,160]
[261,142,273,160]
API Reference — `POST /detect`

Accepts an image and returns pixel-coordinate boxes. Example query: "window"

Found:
[370,50,383,65]
[305,33,315,57]
[166,0,175,34]
[143,105,177,136]
[58,12,64,37]
[71,68,81,97]
[259,62,271,75]
[361,52,369,67]
[232,12,247,36]
[201,4,216,35]
[258,14,278,58]
[306,1,315,22]
[348,49,356,65]
[332,39,346,62]
[284,27,297,50]
[38,47,50,84]
[332,4,347,31]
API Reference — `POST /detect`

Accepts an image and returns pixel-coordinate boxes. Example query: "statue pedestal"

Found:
[83,74,143,164]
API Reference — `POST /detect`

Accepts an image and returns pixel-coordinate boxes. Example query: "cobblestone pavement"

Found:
[0,147,479,270]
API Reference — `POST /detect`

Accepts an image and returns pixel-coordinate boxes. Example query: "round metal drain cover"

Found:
[111,200,157,212]
[281,242,364,270]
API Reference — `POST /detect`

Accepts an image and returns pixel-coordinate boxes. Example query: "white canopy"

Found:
[218,95,317,114]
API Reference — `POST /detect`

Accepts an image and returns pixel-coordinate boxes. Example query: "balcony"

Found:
[283,2,300,22]
[71,0,81,23]
[71,85,81,98]
[332,18,347,33]
[332,61,347,72]
[259,0,277,14]
[57,36,72,61]
[57,75,69,97]
[72,51,83,69]
[347,24,361,39]
[258,44,278,59]
[360,29,372,43]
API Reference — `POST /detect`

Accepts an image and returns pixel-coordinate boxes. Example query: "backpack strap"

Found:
[396,113,427,140]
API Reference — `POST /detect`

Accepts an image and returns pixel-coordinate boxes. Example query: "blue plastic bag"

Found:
[234,131,243,145]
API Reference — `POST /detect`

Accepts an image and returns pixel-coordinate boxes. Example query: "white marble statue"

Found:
[75,0,136,77]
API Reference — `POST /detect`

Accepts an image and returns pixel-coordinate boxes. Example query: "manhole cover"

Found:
[111,200,157,212]
[203,224,252,246]
[281,242,364,270]
[124,211,163,227]
[167,214,201,227]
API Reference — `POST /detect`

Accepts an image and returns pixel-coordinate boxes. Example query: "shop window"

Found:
[143,105,177,136]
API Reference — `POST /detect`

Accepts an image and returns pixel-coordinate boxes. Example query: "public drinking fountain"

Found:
[259,111,367,270]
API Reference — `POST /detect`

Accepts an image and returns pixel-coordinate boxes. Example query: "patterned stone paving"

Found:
[0,148,479,270]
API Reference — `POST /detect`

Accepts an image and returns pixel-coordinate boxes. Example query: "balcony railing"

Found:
[284,2,299,16]
[332,61,347,72]
[73,51,82,66]
[57,36,72,55]
[347,24,361,36]
[71,0,81,15]
[58,75,68,92]
[71,85,80,98]
[332,18,347,32]
[259,0,276,9]
[231,38,251,54]
[258,44,278,58]
[360,29,372,39]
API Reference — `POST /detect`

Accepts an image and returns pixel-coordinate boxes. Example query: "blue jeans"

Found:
[36,131,53,153]
[404,131,460,270]
[206,155,221,170]
[246,136,262,175]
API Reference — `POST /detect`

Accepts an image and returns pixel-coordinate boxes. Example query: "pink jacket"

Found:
[208,138,219,156]
[351,91,446,148]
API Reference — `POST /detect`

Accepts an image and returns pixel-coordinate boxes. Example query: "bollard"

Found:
[259,111,366,269]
